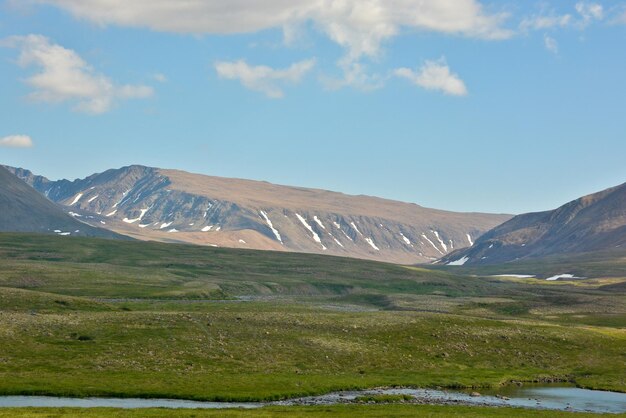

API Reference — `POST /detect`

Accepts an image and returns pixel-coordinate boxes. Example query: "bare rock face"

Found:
[7,165,510,264]
[441,181,626,266]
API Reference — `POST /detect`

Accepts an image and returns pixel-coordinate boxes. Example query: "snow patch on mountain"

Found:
[365,237,380,251]
[123,208,150,224]
[422,233,444,255]
[432,230,448,252]
[313,216,326,230]
[545,274,584,281]
[260,210,282,244]
[296,213,326,250]
[399,232,412,246]
[447,256,469,266]
[350,222,363,236]
[69,193,83,206]
[331,235,344,248]
[112,190,130,208]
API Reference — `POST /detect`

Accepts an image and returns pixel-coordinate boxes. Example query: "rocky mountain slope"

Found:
[7,165,511,263]
[0,166,123,239]
[441,181,626,266]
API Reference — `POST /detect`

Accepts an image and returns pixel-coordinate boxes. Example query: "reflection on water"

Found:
[495,385,626,414]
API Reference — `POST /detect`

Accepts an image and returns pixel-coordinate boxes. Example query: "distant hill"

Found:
[0,166,124,239]
[441,181,626,266]
[6,165,511,264]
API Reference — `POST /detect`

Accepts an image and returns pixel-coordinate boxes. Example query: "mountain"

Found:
[0,166,123,239]
[441,182,626,266]
[6,165,511,264]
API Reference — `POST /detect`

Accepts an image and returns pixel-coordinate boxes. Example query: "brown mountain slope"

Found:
[441,181,626,266]
[7,165,511,263]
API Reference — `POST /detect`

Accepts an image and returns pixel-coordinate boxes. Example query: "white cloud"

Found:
[0,34,154,114]
[152,73,167,83]
[575,2,604,24]
[321,59,386,91]
[27,1,512,93]
[0,135,34,148]
[544,35,559,54]
[520,14,572,31]
[33,1,511,65]
[611,8,626,24]
[394,59,467,96]
[215,59,316,98]
[520,3,605,32]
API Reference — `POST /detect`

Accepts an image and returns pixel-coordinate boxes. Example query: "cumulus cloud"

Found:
[0,135,34,148]
[519,14,572,31]
[520,3,605,32]
[394,59,467,96]
[0,34,153,114]
[544,35,559,54]
[215,59,316,98]
[575,2,604,24]
[25,1,511,92]
[33,1,510,71]
[319,58,386,92]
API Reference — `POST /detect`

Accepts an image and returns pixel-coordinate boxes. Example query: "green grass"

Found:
[0,233,495,300]
[0,292,624,399]
[0,232,624,406]
[0,405,622,417]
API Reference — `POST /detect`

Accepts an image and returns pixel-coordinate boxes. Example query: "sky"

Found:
[0,1,625,215]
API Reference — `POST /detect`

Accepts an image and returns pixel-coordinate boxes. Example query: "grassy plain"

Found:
[0,233,624,416]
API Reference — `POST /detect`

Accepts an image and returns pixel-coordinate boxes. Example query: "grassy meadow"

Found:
[0,233,624,416]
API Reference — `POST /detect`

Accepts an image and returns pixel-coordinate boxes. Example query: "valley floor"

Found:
[0,234,624,415]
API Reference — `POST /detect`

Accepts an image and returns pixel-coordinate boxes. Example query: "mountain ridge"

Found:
[6,164,512,264]
[441,181,626,266]
[0,165,124,239]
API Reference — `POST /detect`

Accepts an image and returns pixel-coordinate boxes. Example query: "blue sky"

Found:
[1,1,625,214]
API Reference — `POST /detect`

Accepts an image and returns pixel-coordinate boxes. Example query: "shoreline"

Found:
[0,384,625,414]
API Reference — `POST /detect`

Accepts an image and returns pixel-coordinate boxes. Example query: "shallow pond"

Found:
[0,385,624,413]
[471,384,626,414]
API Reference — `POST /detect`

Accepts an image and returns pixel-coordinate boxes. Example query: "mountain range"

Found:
[0,165,122,239]
[442,181,626,266]
[5,165,511,264]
